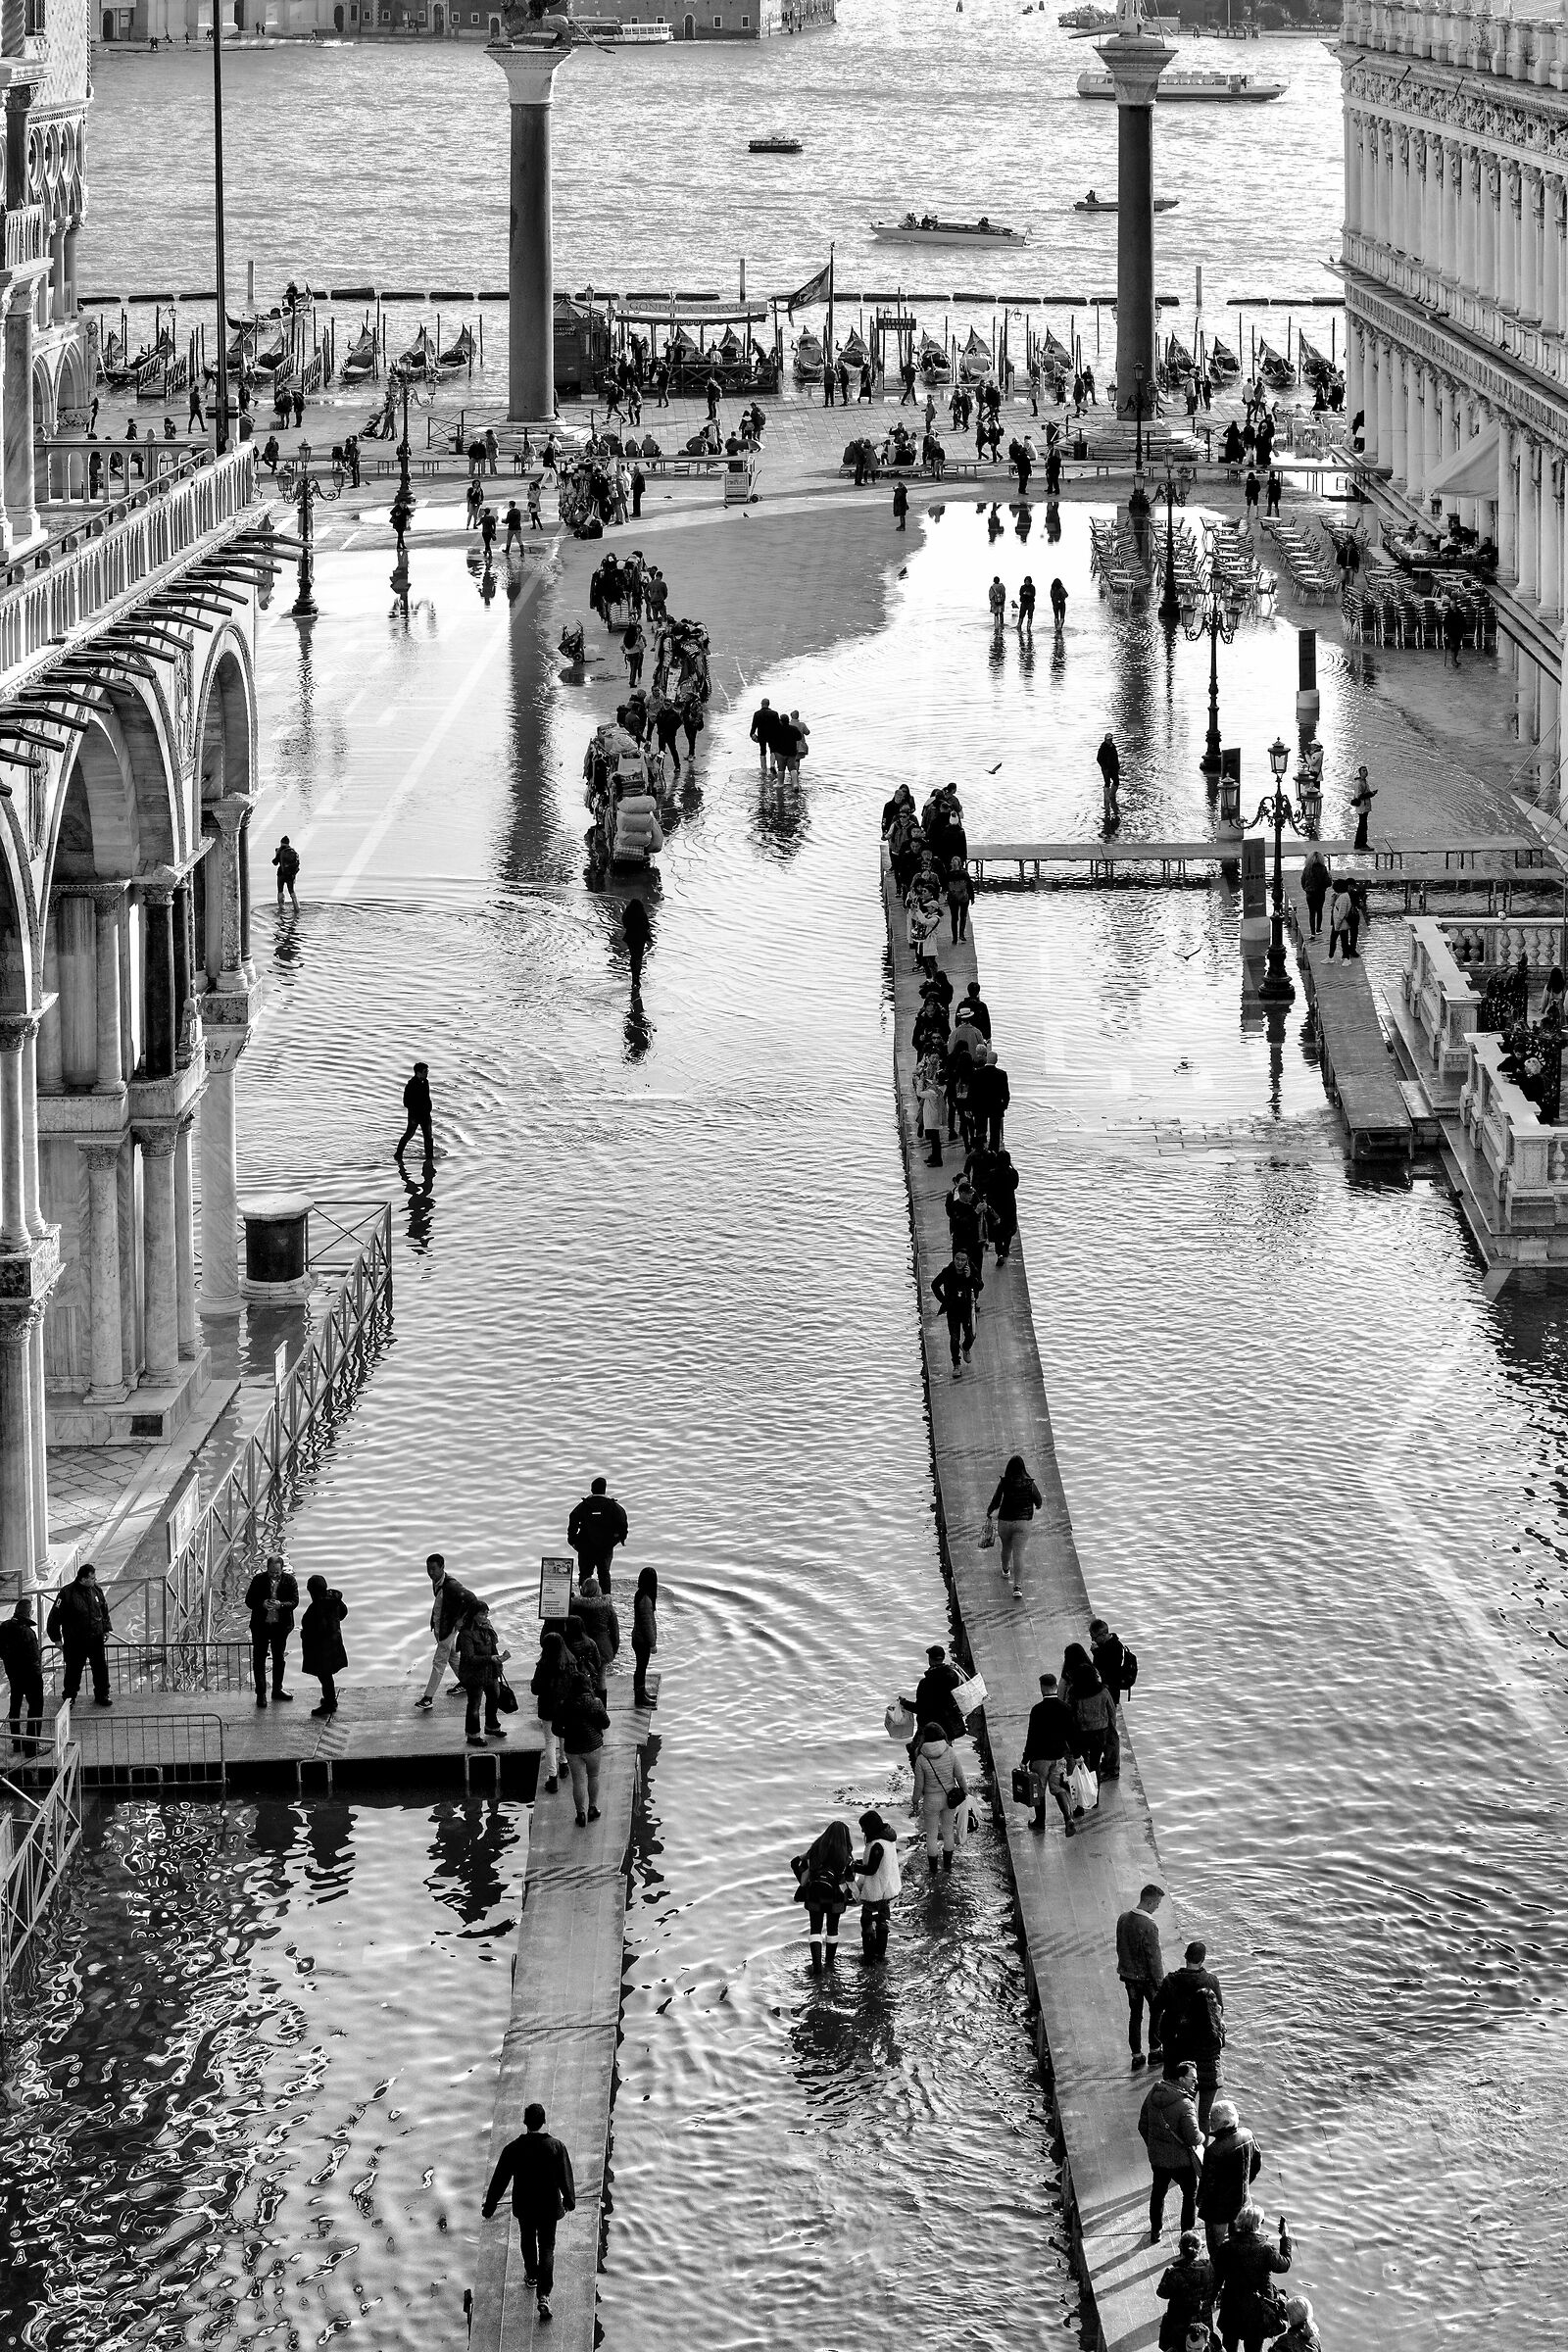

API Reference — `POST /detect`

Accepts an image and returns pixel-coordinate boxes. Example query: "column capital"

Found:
[0,1009,41,1052]
[208,793,254,841]
[85,879,127,906]
[81,1140,122,1172]
[133,1126,178,1160]
[0,1297,44,1347]
[486,34,577,108]
[141,877,176,907]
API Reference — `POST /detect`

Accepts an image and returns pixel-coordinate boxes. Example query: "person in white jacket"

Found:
[854,1809,903,1960]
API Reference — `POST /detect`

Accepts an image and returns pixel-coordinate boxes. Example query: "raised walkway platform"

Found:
[969,831,1550,897]
[470,1678,657,2352]
[881,857,1286,2352]
[1287,878,1415,1160]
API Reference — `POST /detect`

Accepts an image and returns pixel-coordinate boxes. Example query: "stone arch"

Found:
[196,636,257,808]
[43,710,138,906]
[31,354,56,442]
[56,339,88,427]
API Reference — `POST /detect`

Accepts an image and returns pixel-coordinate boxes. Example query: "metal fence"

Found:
[1,1739,83,2026]
[39,1639,254,1697]
[72,1712,226,1795]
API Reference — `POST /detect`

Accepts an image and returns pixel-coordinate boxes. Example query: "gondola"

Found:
[249,333,287,376]
[918,331,952,387]
[793,329,824,383]
[398,325,435,373]
[1297,330,1335,388]
[1207,336,1242,383]
[1161,333,1194,390]
[839,327,873,376]
[958,325,993,384]
[340,325,378,383]
[1257,338,1295,389]
[438,323,475,372]
[1040,328,1073,368]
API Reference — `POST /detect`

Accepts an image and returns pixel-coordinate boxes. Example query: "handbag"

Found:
[885,1698,916,1743]
[495,1673,519,1716]
[949,1671,986,1720]
[1010,1765,1037,1806]
[978,1521,996,1550]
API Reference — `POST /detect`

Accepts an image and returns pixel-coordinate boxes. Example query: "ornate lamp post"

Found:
[1251,734,1312,1005]
[275,442,340,621]
[1157,459,1181,628]
[387,364,430,595]
[1182,534,1237,795]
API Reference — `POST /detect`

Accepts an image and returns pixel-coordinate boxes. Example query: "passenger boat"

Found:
[572,15,672,36]
[340,325,377,383]
[398,325,435,373]
[1077,66,1285,98]
[438,323,474,372]
[918,331,953,386]
[1073,191,1179,213]
[959,326,994,384]
[749,130,803,153]
[1257,337,1295,388]
[1059,3,1177,24]
[792,329,824,383]
[870,213,1029,246]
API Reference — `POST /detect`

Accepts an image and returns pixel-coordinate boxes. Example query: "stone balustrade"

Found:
[1403,915,1483,1082]
[1442,912,1568,972]
[1460,1028,1568,1225]
[1348,0,1568,82]
[3,204,45,274]
[0,446,258,692]
[33,436,211,511]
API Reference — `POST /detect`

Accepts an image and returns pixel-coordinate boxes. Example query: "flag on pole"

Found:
[784,257,832,318]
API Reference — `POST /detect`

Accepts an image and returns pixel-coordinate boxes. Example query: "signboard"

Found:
[1241,835,1267,922]
[539,1556,576,1623]
[167,1479,200,1564]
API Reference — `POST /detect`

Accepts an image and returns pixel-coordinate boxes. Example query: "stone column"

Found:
[1500,164,1521,310]
[200,1034,243,1316]
[1498,419,1518,576]
[20,1020,43,1242]
[90,884,124,1093]
[0,1023,27,1254]
[1520,443,1541,600]
[1522,169,1543,319]
[138,1128,179,1383]
[27,1306,47,1582]
[489,38,577,426]
[38,914,61,1096]
[83,1142,125,1400]
[1363,335,1380,464]
[1,288,36,549]
[1543,466,1563,617]
[1345,112,1359,239]
[1394,130,1409,254]
[56,891,94,1087]
[1541,670,1561,811]
[1390,354,1408,482]
[1424,375,1443,485]
[0,1302,38,1593]
[1480,159,1498,297]
[1376,337,1396,465]
[210,800,253,986]
[173,1115,197,1360]
[1347,319,1363,430]
[1406,364,1425,500]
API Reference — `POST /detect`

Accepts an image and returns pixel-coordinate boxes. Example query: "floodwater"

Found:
[85,10,1346,379]
[7,500,1567,2348]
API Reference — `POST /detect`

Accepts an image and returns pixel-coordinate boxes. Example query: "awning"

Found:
[1427,420,1501,500]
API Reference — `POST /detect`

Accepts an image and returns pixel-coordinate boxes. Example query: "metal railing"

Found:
[1,1738,83,2025]
[0,444,259,691]
[164,1200,393,1651]
[39,1637,254,1696]
[73,1711,226,1794]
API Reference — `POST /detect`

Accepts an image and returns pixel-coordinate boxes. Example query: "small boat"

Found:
[870,213,1030,245]
[1077,67,1285,98]
[438,323,474,372]
[959,325,994,384]
[839,327,874,378]
[340,325,377,383]
[1040,327,1073,368]
[398,325,434,372]
[1297,330,1336,387]
[1257,337,1295,388]
[1207,335,1241,382]
[249,333,287,376]
[1073,190,1179,214]
[749,130,803,153]
[918,331,953,386]
[1162,334,1194,385]
[571,14,672,36]
[793,329,824,383]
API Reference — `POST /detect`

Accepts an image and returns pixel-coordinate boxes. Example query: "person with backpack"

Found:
[562,1668,610,1825]
[530,1627,573,1790]
[1059,1641,1113,1775]
[791,1820,858,1974]
[984,1451,1044,1601]
[1159,1940,1227,2129]
[1089,1613,1138,1779]
[272,835,300,909]
[1155,2231,1216,2351]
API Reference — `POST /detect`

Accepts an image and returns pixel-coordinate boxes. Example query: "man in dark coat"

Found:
[958,979,991,1040]
[904,1642,965,1745]
[1159,1939,1227,2129]
[49,1562,112,1707]
[566,1477,629,1593]
[482,2100,577,2326]
[1021,1670,1077,1833]
[245,1552,298,1708]
[395,1060,433,1165]
[1090,1613,1136,1778]
[970,1055,1010,1153]
[0,1596,44,1755]
[416,1551,476,1712]
[984,1149,1020,1264]
[750,697,780,771]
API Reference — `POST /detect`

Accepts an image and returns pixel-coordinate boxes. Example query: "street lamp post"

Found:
[387,364,425,594]
[1182,537,1237,793]
[275,442,340,621]
[1252,734,1310,1005]
[1157,460,1181,628]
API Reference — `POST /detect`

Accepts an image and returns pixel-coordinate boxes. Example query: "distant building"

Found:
[1340,0,1568,805]
[96,0,834,37]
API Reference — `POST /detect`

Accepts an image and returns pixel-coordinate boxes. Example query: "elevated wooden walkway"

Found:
[968,832,1551,894]
[470,1678,658,2352]
[881,855,1286,2352]
[1287,878,1414,1159]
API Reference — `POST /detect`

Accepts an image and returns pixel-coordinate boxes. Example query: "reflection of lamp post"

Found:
[1183,535,1237,792]
[1295,739,1324,836]
[1251,733,1311,1005]
[1129,361,1151,518]
[276,441,340,621]
[1157,460,1181,628]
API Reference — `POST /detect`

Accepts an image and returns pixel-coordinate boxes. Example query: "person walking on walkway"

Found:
[632,1567,658,1708]
[569,1563,619,1685]
[946,857,974,944]
[792,1821,858,1974]
[1349,763,1377,850]
[49,1562,112,1708]
[562,1666,609,1825]
[481,2100,577,2328]
[623,899,651,997]
[1140,2060,1203,2244]
[853,1808,902,1960]
[1198,2099,1263,2261]
[300,1576,347,1718]
[245,1553,298,1708]
[0,1597,43,1756]
[985,1147,1019,1264]
[1215,2205,1291,2352]
[1156,2232,1217,2352]
[567,1475,628,1593]
[531,1627,572,1790]
[931,1247,978,1378]
[1021,1670,1077,1835]
[900,1643,967,1757]
[1117,1882,1167,2067]
[893,478,909,531]
[912,1721,968,1874]
[395,1061,434,1166]
[1300,850,1330,939]
[416,1551,475,1711]
[970,1053,1009,1153]
[272,835,300,909]
[1059,1641,1112,1775]
[916,1044,947,1167]
[456,1597,507,1748]
[1090,1613,1137,1779]
[1159,1940,1227,2130]
[1327,875,1356,962]
[984,1452,1044,1600]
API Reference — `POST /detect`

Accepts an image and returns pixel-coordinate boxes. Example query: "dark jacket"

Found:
[562,1679,610,1757]
[531,1634,572,1727]
[1156,2250,1216,2352]
[51,1579,111,1648]
[483,2129,577,2222]
[1196,2125,1261,2224]
[1092,1629,1132,1703]
[1215,2230,1290,2338]
[931,1259,976,1323]
[429,1571,477,1644]
[1022,1695,1074,1764]
[985,1157,1019,1235]
[1115,1904,1165,1994]
[0,1614,42,1680]
[403,1072,432,1119]
[958,992,991,1038]
[912,1660,964,1741]
[987,1467,1043,1522]
[1138,2076,1201,2173]
[1159,1964,1225,2065]
[568,1586,620,1668]
[560,1616,602,1695]
[300,1590,348,1676]
[455,1613,502,1691]
[245,1569,299,1635]
[969,1061,1009,1123]
[566,1492,629,1566]
[633,1592,657,1653]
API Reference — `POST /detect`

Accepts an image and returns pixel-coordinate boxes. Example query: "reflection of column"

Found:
[144,884,175,1081]
[490,40,576,423]
[0,1303,38,1593]
[200,1035,244,1315]
[139,1129,179,1383]
[173,1115,197,1360]
[83,1142,125,1400]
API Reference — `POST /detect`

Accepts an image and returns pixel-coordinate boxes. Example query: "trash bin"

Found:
[238,1192,313,1299]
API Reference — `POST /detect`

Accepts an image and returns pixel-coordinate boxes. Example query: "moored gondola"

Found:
[1257,337,1295,389]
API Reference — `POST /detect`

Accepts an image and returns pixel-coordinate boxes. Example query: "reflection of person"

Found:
[482,2101,577,2329]
[623,899,650,995]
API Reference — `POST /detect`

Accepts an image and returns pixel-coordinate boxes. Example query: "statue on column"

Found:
[501,0,573,35]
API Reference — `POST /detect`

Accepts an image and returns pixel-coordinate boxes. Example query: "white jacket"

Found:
[858,1831,902,1905]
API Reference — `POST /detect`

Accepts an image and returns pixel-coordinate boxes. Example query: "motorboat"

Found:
[793,329,824,383]
[572,15,672,35]
[1077,67,1285,97]
[340,325,377,383]
[870,214,1029,245]
[918,331,953,386]
[749,130,803,153]
[437,323,475,372]
[1073,190,1179,213]
[959,326,994,384]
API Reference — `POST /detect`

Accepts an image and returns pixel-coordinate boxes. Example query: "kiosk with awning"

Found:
[612,298,779,394]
